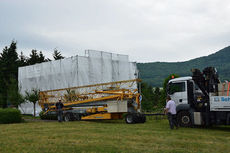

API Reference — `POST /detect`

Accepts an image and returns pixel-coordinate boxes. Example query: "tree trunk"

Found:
[33,102,36,117]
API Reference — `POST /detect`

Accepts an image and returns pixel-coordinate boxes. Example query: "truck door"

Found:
[167,81,188,105]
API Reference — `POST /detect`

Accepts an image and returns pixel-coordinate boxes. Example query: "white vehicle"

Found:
[167,67,230,127]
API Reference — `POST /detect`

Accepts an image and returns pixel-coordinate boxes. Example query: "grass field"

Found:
[0,117,230,153]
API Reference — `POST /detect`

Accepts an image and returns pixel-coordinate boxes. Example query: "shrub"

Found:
[0,108,22,124]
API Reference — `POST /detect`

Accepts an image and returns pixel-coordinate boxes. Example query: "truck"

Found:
[39,79,146,124]
[167,67,230,127]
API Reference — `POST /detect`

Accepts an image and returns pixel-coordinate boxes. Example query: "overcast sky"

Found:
[0,0,230,62]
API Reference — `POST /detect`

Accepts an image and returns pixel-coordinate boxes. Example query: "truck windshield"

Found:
[168,82,185,94]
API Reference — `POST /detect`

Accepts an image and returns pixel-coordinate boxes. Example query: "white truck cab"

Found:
[167,77,203,106]
[167,77,191,106]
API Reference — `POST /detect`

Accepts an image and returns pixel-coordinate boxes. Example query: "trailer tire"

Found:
[141,115,146,123]
[64,113,71,122]
[125,114,135,124]
[136,114,146,123]
[75,114,81,121]
[177,111,192,127]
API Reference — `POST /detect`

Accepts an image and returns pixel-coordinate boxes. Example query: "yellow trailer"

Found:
[39,79,146,123]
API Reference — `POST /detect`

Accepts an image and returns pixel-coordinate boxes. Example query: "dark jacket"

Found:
[56,101,64,110]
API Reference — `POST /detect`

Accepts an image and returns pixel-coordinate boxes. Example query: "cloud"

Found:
[0,0,230,62]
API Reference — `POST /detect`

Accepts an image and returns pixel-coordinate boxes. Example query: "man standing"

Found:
[164,96,178,129]
[56,98,64,122]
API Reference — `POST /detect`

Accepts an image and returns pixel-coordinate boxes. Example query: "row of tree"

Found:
[140,74,179,112]
[0,41,64,108]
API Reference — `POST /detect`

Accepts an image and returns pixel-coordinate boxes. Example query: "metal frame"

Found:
[39,79,141,120]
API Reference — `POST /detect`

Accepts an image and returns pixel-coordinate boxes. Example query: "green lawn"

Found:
[0,118,230,153]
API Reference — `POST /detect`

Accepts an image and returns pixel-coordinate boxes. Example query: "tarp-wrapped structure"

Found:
[18,50,138,115]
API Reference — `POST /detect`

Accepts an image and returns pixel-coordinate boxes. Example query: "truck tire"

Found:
[177,111,192,127]
[64,113,71,122]
[125,114,135,124]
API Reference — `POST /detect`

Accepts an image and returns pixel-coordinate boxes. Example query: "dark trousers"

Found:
[57,110,63,122]
[167,113,178,129]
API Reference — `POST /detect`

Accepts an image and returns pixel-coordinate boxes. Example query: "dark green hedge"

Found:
[0,108,22,124]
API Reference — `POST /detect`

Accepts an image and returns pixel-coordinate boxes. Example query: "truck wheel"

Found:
[64,113,71,122]
[125,114,135,124]
[177,111,192,127]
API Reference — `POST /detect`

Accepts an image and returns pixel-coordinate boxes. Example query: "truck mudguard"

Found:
[176,104,191,112]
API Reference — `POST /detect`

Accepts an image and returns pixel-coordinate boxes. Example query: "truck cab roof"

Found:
[168,76,192,83]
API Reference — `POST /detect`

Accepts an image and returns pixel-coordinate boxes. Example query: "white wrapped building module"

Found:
[18,50,138,115]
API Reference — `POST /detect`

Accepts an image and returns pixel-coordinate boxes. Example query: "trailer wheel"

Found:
[64,113,71,122]
[140,115,146,123]
[136,114,146,123]
[177,111,192,127]
[125,114,135,124]
[75,114,81,121]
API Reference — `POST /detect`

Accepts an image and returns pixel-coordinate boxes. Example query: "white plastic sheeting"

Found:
[18,50,138,115]
[18,102,42,116]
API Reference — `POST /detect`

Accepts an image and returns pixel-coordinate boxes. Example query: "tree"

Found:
[0,73,6,108]
[18,52,28,67]
[140,82,154,112]
[53,48,64,60]
[152,87,160,107]
[7,77,25,107]
[0,41,18,79]
[27,50,50,65]
[0,41,19,108]
[25,89,39,116]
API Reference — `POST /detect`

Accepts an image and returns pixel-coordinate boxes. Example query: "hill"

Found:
[137,46,230,87]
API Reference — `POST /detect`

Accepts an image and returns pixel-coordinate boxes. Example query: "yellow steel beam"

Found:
[49,94,121,109]
[82,113,112,120]
[40,89,137,104]
[39,79,141,93]
[81,113,123,120]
